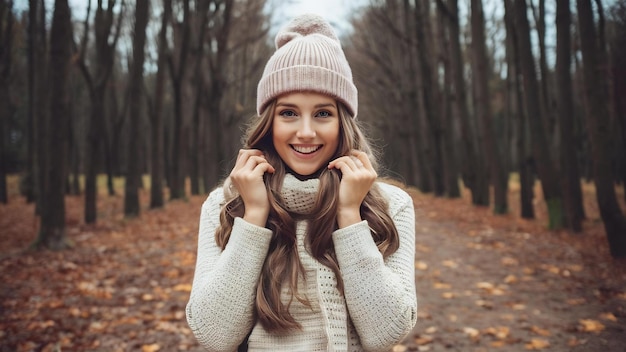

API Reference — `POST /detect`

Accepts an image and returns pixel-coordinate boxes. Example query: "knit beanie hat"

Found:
[256,14,358,118]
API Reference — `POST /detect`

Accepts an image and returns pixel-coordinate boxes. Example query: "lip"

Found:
[290,144,322,159]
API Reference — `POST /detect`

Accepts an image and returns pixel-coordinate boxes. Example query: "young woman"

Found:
[186,14,417,352]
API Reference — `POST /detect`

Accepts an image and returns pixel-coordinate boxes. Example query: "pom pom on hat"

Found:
[257,14,358,117]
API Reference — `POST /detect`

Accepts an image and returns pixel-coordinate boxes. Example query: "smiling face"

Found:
[272,92,340,177]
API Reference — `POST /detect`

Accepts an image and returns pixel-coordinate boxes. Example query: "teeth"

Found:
[292,145,321,154]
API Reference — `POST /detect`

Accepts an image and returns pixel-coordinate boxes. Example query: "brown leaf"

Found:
[524,338,550,350]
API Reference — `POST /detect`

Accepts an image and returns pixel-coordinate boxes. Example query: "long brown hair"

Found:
[215,100,400,333]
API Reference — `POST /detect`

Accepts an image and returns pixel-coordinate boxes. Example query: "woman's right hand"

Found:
[229,149,275,227]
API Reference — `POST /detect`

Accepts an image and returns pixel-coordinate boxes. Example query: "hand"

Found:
[229,149,275,227]
[328,150,377,228]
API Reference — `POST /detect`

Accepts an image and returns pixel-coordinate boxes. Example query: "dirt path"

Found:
[400,193,625,352]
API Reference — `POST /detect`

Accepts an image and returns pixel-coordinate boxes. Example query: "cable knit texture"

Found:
[186,174,417,351]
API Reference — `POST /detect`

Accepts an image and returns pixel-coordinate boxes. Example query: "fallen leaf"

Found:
[433,282,452,289]
[567,298,586,305]
[415,261,428,270]
[463,327,480,341]
[392,344,407,352]
[141,344,160,352]
[483,326,510,340]
[442,260,458,268]
[525,338,550,350]
[529,326,551,337]
[599,312,617,322]
[414,335,434,345]
[173,284,192,292]
[504,275,517,284]
[578,319,605,333]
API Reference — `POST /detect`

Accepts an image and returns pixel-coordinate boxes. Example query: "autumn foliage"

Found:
[1,177,625,351]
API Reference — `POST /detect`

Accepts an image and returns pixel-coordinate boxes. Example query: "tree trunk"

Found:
[447,0,488,205]
[37,0,72,250]
[79,0,123,223]
[413,0,445,196]
[124,0,149,217]
[435,0,461,198]
[0,0,13,204]
[169,0,191,200]
[471,0,508,214]
[150,0,171,209]
[34,0,47,217]
[513,0,563,229]
[577,0,626,257]
[556,0,584,231]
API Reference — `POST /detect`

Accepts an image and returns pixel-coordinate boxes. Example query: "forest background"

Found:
[1,0,626,350]
[2,0,625,254]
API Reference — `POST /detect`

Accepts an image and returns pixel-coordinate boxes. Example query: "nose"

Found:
[296,116,316,139]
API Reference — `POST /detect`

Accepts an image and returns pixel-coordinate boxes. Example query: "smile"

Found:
[291,145,322,154]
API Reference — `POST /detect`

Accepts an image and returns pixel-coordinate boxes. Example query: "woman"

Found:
[186,14,417,352]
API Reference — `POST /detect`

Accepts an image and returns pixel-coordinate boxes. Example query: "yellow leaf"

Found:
[442,292,456,299]
[142,344,161,352]
[424,326,438,334]
[415,261,428,270]
[476,282,495,290]
[578,319,605,333]
[524,338,550,350]
[173,284,192,292]
[392,344,407,352]
[434,282,452,289]
[142,294,154,301]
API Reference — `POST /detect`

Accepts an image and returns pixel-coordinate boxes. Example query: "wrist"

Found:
[243,207,269,227]
[337,207,361,228]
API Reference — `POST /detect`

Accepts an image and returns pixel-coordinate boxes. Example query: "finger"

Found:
[351,150,373,169]
[329,157,358,173]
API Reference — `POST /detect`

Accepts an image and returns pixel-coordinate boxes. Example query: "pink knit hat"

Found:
[256,14,358,117]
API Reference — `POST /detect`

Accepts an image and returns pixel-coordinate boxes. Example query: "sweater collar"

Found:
[281,173,319,214]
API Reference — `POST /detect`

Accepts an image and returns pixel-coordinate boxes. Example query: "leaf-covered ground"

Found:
[1,179,625,352]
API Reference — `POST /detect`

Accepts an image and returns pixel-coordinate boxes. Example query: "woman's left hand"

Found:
[328,150,377,228]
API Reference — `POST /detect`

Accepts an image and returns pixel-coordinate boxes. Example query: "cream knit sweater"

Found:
[186,174,417,352]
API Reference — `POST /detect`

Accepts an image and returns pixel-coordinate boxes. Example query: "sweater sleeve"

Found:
[186,188,273,352]
[332,184,417,352]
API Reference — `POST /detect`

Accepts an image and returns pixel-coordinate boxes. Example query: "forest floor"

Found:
[0,176,625,352]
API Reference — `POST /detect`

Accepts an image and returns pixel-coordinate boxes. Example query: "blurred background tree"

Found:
[1,0,625,256]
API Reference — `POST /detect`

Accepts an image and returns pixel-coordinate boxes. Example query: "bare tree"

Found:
[0,0,14,204]
[503,0,534,218]
[556,0,584,231]
[435,0,461,198]
[470,0,508,213]
[36,0,72,249]
[577,0,626,257]
[446,0,489,205]
[168,0,191,200]
[512,0,563,229]
[150,0,172,208]
[75,0,124,223]
[124,0,149,217]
